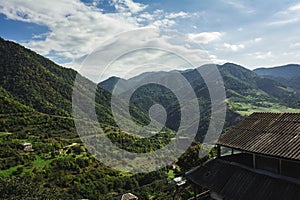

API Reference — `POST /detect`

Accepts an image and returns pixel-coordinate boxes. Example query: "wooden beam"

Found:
[253,154,256,169]
[279,159,282,175]
[217,145,221,158]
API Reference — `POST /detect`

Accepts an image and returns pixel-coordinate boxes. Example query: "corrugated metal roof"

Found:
[185,159,300,200]
[217,112,300,161]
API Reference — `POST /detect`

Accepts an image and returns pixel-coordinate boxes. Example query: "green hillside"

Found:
[0,38,194,199]
[219,63,300,115]
[0,37,75,116]
[0,38,153,127]
[0,86,34,114]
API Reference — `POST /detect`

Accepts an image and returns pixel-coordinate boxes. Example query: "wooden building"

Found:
[186,112,300,200]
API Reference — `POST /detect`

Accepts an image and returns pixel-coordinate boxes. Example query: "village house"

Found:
[185,112,300,200]
[117,193,138,200]
[20,142,33,151]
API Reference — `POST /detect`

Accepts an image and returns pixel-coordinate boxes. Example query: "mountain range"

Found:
[2,35,300,138]
[100,63,300,116]
[254,64,300,91]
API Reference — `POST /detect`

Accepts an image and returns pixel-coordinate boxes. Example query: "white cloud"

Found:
[165,11,189,19]
[288,3,300,11]
[188,32,222,44]
[76,28,220,82]
[222,0,254,14]
[0,0,140,60]
[289,43,300,48]
[269,18,299,26]
[138,10,167,24]
[139,12,155,21]
[138,10,200,29]
[242,37,262,46]
[0,0,215,78]
[223,43,244,52]
[111,0,148,14]
[254,37,262,43]
[152,19,176,28]
[248,51,273,59]
[268,3,300,26]
[153,9,163,15]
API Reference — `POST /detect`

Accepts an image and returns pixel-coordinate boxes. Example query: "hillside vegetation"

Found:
[0,38,201,199]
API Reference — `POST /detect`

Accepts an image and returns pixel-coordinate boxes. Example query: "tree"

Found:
[0,176,58,199]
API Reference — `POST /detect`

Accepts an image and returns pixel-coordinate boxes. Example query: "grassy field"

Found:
[228,100,300,116]
[0,165,20,177]
[167,170,175,180]
[0,155,53,177]
[0,132,12,136]
[31,155,53,169]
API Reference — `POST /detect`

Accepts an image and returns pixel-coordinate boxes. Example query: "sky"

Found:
[1,0,300,81]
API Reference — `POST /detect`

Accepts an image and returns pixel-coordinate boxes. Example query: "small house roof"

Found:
[20,142,32,146]
[120,193,138,200]
[217,112,300,161]
[171,176,187,186]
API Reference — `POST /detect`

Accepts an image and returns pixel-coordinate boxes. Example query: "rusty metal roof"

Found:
[185,159,300,200]
[217,112,300,161]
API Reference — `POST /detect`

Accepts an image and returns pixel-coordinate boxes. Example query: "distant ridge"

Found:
[254,64,300,78]
[99,62,300,139]
[254,64,300,91]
